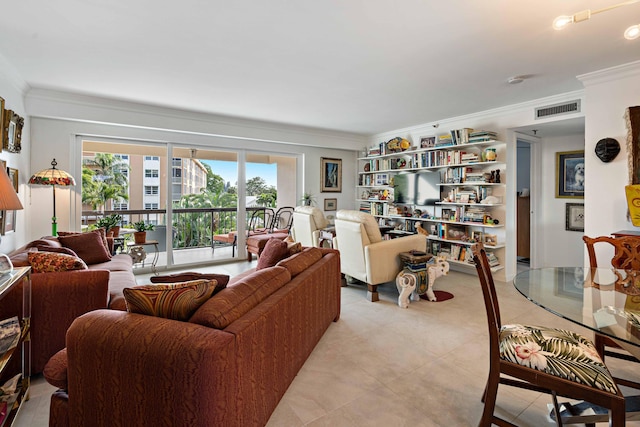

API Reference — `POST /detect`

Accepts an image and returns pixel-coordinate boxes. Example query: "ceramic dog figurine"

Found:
[395,271,416,308]
[422,256,450,301]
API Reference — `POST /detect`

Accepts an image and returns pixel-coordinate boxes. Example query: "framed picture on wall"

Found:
[556,150,584,198]
[7,168,17,192]
[324,198,337,211]
[565,203,584,232]
[321,157,342,192]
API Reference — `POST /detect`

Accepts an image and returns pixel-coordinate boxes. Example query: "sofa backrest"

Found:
[189,266,291,329]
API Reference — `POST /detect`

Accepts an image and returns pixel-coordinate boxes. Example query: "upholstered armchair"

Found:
[291,206,328,247]
[333,210,426,301]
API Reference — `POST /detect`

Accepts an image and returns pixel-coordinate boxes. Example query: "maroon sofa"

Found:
[48,247,341,427]
[1,236,135,375]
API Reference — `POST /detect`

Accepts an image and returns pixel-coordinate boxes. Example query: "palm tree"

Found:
[82,153,129,210]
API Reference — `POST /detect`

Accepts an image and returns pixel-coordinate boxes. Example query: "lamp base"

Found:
[52,217,57,237]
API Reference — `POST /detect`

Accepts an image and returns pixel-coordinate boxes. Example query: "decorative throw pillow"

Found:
[27,252,88,273]
[256,238,289,270]
[150,272,230,293]
[286,241,303,257]
[59,229,111,259]
[34,246,79,257]
[58,231,112,265]
[123,279,217,321]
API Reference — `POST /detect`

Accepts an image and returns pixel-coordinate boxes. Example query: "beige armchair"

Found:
[333,210,426,301]
[291,206,328,247]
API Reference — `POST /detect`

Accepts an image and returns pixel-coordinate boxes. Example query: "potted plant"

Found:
[96,214,123,237]
[300,192,316,206]
[132,220,155,244]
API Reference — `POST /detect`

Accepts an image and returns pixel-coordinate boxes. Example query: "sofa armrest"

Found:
[65,310,237,427]
[31,269,110,374]
[365,234,427,285]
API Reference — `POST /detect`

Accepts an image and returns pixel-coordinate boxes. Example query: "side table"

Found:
[0,267,31,426]
[127,240,159,274]
[318,227,335,248]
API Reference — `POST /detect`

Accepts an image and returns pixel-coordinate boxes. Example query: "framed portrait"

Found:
[484,234,498,246]
[471,230,484,243]
[7,168,17,192]
[420,136,436,148]
[1,209,15,235]
[324,198,337,211]
[556,150,584,198]
[2,110,23,154]
[321,157,342,192]
[565,203,584,232]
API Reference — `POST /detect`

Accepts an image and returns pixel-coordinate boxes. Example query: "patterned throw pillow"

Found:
[123,279,217,321]
[27,252,88,273]
[256,238,289,270]
[58,230,112,265]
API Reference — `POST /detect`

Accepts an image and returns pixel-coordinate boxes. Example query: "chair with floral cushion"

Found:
[471,242,625,426]
[583,235,640,389]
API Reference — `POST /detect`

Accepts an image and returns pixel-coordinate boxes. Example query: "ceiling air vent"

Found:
[534,100,581,119]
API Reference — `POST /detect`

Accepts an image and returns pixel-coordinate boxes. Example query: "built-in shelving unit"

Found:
[357,130,506,274]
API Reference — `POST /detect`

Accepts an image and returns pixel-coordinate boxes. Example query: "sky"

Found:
[202,160,277,187]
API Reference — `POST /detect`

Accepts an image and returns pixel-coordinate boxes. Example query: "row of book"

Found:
[436,129,498,147]
[430,241,500,266]
[441,205,491,223]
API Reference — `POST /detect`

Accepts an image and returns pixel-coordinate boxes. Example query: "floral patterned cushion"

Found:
[27,252,88,273]
[500,324,617,394]
[123,279,217,321]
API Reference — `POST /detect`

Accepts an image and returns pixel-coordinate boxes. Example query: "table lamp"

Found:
[28,159,75,236]
[0,165,23,274]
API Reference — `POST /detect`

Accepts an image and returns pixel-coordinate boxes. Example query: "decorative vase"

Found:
[134,231,146,244]
[110,226,120,238]
[484,148,497,162]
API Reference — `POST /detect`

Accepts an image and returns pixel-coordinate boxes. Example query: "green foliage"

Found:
[133,220,155,232]
[96,214,122,231]
[82,153,129,210]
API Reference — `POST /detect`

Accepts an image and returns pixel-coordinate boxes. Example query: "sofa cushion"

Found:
[25,238,63,250]
[58,231,112,265]
[43,348,68,390]
[276,247,323,277]
[27,252,88,273]
[256,238,289,270]
[150,272,230,288]
[189,266,291,329]
[88,253,133,272]
[34,246,79,257]
[123,279,217,321]
[107,270,138,311]
[59,229,111,259]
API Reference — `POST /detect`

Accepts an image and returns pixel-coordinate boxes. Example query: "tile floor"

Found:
[13,265,640,427]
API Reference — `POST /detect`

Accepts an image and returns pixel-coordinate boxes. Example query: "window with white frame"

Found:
[145,169,159,178]
[144,203,159,210]
[144,186,159,195]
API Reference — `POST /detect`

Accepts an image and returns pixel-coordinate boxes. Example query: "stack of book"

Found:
[486,252,500,267]
[461,152,479,163]
[464,172,486,182]
[469,130,498,143]
[436,134,453,147]
[450,128,473,144]
[0,316,20,355]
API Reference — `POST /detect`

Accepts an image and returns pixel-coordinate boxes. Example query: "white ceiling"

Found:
[0,0,638,135]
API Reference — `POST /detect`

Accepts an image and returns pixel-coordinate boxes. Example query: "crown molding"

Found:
[577,60,640,87]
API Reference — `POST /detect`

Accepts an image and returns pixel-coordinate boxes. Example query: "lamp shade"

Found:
[0,166,22,211]
[28,159,75,186]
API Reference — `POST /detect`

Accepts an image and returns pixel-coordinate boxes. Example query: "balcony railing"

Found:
[82,207,265,250]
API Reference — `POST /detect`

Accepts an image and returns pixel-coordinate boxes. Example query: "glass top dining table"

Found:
[513,267,640,349]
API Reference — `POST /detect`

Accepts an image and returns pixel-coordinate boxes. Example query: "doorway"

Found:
[516,139,531,267]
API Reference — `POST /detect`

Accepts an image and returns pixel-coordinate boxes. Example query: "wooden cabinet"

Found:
[517,196,530,258]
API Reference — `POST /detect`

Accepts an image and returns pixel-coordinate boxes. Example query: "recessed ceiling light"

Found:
[507,76,525,84]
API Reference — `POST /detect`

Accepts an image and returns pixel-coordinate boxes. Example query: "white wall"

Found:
[539,133,585,267]
[579,61,640,256]
[0,54,30,252]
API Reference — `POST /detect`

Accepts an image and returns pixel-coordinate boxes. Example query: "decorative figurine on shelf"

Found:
[489,171,495,183]
[485,148,497,161]
[495,170,501,183]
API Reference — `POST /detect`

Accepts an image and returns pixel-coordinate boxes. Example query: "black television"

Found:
[393,172,441,206]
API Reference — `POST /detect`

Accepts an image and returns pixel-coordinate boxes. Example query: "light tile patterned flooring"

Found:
[14,265,640,426]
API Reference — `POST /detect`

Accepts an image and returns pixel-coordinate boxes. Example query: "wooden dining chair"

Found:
[471,243,625,427]
[583,235,640,389]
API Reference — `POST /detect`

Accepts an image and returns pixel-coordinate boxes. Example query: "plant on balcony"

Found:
[96,213,122,237]
[132,220,155,244]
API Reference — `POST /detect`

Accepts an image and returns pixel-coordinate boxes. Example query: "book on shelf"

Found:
[468,130,498,143]
[0,317,20,355]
